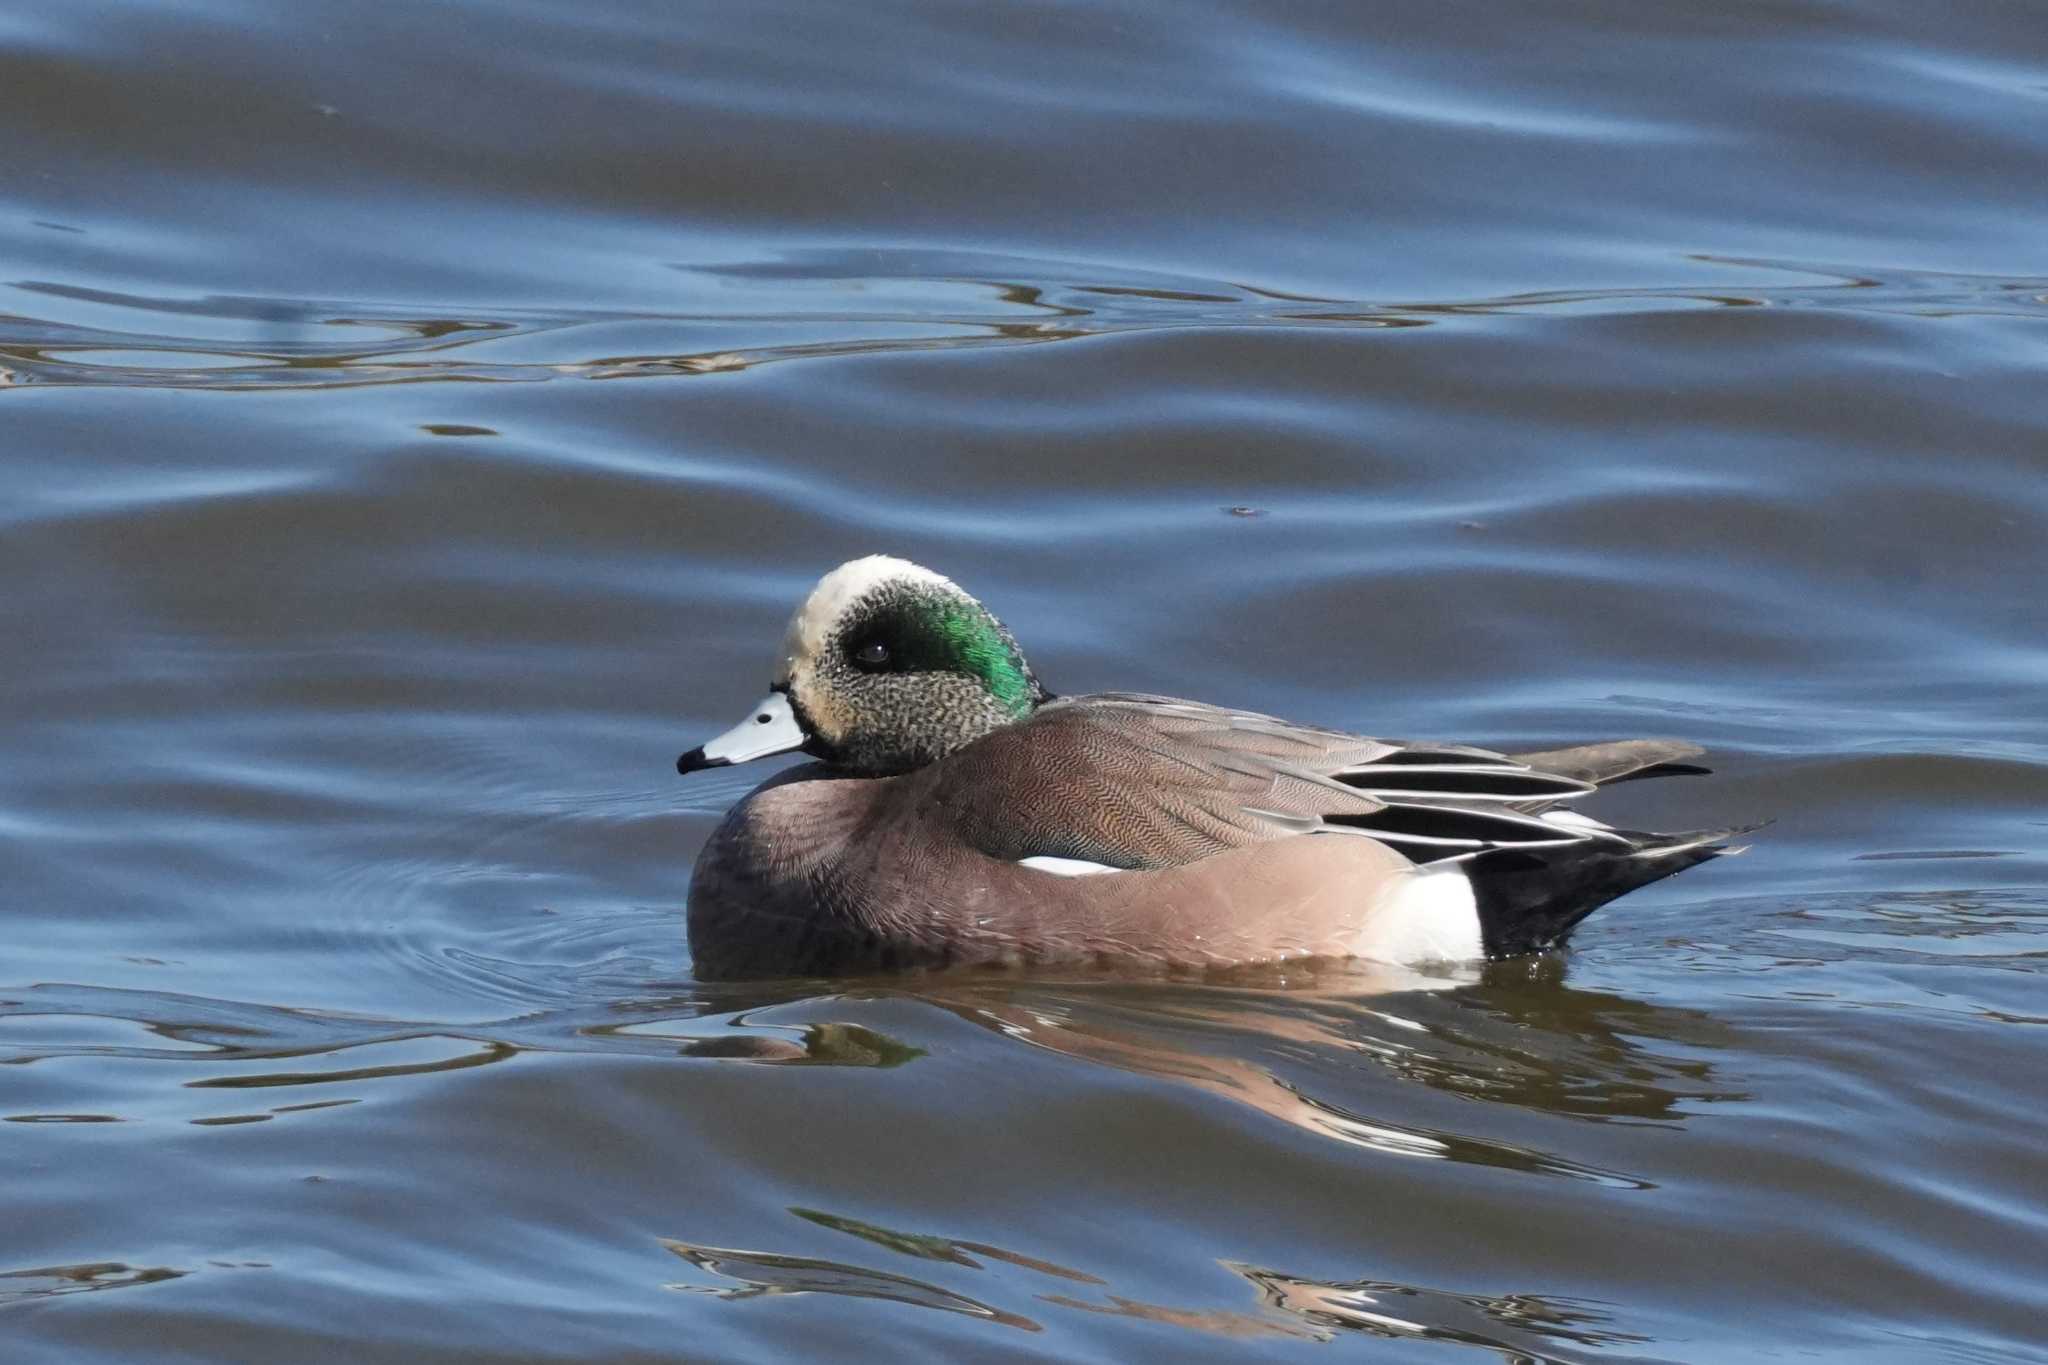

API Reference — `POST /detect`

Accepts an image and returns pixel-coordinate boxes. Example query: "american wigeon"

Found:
[678,557,1752,980]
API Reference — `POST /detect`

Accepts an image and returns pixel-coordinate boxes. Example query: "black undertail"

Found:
[1466,826,1758,958]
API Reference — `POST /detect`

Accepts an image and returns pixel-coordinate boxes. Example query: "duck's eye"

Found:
[852,639,890,670]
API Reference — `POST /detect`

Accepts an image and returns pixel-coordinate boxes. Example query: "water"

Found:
[5,1,2046,1359]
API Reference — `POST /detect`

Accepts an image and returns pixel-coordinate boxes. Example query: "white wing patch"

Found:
[1018,855,1119,877]
[1541,809,1611,830]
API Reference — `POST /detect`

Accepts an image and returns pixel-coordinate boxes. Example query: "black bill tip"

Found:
[677,746,730,776]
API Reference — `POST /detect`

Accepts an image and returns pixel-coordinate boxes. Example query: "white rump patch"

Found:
[1018,855,1118,877]
[1352,865,1484,965]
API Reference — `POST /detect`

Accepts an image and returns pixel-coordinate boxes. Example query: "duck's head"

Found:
[678,556,1048,778]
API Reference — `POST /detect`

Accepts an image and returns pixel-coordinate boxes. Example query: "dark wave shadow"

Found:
[6,253,2043,391]
[659,1238,1042,1333]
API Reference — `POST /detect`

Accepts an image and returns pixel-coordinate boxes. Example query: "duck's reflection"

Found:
[1224,1261,1649,1352]
[647,964,1742,1348]
[1050,1260,1649,1353]
[657,957,1744,1196]
[885,960,1738,1175]
[662,1206,1647,1355]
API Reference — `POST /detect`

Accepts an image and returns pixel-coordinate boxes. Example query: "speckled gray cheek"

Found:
[830,673,1007,774]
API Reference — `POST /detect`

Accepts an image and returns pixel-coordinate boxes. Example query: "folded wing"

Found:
[929,693,1670,870]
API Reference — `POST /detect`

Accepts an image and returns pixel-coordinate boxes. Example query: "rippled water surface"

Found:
[6,2,2047,1361]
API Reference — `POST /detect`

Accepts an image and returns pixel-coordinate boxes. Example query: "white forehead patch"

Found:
[775,555,958,683]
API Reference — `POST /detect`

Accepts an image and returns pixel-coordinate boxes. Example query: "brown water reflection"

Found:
[0,1262,187,1304]
[664,1207,1646,1358]
[894,963,1737,1132]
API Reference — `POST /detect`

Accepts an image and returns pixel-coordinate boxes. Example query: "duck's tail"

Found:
[1465,823,1764,958]
[1507,738,1712,787]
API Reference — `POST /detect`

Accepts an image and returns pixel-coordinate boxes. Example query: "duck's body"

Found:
[678,559,1751,981]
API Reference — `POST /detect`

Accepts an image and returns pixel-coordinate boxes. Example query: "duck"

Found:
[676,556,1752,980]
